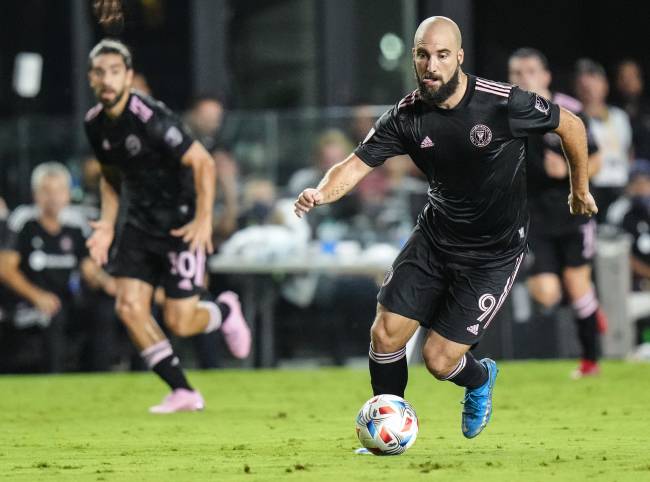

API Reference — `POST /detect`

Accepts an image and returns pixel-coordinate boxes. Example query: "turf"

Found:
[0,361,648,481]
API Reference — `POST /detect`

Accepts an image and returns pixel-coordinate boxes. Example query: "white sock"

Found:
[198,300,222,333]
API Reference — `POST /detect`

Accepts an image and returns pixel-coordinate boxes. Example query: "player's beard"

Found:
[415,61,461,105]
[99,86,127,108]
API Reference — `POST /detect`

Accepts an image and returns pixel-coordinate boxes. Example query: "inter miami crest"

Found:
[469,124,492,147]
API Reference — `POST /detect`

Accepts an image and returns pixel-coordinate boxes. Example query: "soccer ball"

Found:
[355,394,418,455]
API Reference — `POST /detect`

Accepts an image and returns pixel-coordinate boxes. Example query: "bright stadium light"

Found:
[12,52,43,98]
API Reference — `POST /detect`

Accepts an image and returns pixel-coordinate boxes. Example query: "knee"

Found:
[115,296,148,326]
[422,349,459,380]
[530,282,562,309]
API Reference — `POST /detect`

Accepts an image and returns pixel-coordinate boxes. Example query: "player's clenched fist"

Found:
[294,188,323,218]
[568,191,598,217]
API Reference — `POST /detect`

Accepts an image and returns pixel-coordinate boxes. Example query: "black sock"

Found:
[218,302,231,320]
[369,345,408,397]
[575,313,598,361]
[442,352,487,389]
[572,290,599,362]
[199,289,231,322]
[152,354,193,391]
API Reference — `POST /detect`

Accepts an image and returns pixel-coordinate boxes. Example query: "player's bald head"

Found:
[414,16,462,51]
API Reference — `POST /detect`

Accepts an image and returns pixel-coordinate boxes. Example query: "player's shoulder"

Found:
[397,89,422,112]
[128,90,178,125]
[7,205,38,233]
[473,76,515,100]
[84,103,104,125]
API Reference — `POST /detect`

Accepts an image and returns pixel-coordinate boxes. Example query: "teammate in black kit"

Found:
[84,39,251,413]
[295,17,597,439]
[508,48,606,378]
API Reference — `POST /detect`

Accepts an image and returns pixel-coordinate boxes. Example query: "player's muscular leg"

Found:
[421,330,470,379]
[114,278,164,349]
[370,304,420,353]
[527,273,562,308]
[562,265,593,302]
[163,295,209,337]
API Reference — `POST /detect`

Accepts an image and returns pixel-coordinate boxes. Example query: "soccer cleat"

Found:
[461,358,498,439]
[149,389,205,414]
[571,359,601,379]
[217,291,252,359]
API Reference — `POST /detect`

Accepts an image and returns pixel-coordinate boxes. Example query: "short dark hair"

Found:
[509,47,550,71]
[88,38,133,70]
[574,58,606,78]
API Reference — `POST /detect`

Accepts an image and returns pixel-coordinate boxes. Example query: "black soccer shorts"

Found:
[528,219,596,276]
[378,227,525,345]
[110,223,207,298]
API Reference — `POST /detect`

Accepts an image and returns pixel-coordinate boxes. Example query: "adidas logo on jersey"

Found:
[466,324,479,335]
[420,136,434,148]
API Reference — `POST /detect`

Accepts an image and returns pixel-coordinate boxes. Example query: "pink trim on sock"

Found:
[141,340,173,368]
[441,354,467,380]
[572,289,599,319]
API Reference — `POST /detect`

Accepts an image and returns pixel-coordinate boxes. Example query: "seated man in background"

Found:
[0,162,115,373]
[620,160,650,291]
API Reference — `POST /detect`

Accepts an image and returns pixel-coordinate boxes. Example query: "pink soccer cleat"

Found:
[149,389,205,414]
[217,291,252,359]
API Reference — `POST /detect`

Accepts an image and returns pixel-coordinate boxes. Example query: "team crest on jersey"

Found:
[469,124,492,147]
[534,94,550,114]
[59,235,73,252]
[125,134,142,156]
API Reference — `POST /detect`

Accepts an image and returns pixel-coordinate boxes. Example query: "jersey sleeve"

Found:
[148,106,195,161]
[3,223,27,256]
[508,87,560,138]
[354,105,406,167]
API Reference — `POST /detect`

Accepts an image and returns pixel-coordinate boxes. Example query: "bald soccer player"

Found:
[295,17,597,438]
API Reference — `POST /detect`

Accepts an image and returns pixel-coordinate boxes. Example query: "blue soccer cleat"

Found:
[461,358,498,439]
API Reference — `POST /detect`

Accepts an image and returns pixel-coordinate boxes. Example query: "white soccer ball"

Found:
[355,394,419,455]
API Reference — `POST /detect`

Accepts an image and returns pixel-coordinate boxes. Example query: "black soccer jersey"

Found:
[355,75,560,267]
[3,210,88,305]
[527,92,599,231]
[84,91,196,237]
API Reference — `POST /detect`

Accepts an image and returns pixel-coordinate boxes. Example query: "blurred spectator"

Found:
[184,96,240,245]
[349,105,378,145]
[619,159,650,291]
[288,129,364,233]
[613,59,650,160]
[132,71,152,96]
[0,163,114,373]
[185,95,226,152]
[574,58,633,221]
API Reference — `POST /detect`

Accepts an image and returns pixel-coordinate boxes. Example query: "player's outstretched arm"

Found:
[554,107,598,217]
[87,167,120,266]
[172,141,217,254]
[294,153,373,218]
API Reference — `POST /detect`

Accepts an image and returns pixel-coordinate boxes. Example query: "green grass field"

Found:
[1,361,648,481]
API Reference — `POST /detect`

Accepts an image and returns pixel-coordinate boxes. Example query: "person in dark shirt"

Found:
[84,39,251,413]
[295,16,597,440]
[508,47,606,378]
[620,160,650,291]
[0,163,114,372]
